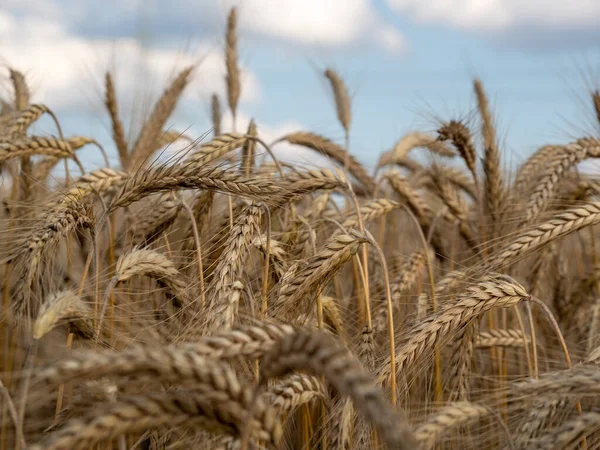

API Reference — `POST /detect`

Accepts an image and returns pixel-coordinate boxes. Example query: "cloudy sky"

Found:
[3,0,600,171]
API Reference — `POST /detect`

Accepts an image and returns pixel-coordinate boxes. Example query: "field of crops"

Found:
[2,6,600,450]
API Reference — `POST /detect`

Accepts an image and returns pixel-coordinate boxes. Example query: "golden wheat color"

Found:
[3,6,600,450]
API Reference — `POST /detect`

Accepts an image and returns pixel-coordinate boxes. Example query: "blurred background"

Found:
[2,0,600,171]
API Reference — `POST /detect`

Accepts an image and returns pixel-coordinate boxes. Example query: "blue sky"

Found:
[3,0,600,172]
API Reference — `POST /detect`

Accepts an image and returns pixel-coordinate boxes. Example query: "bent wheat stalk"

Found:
[261,328,417,450]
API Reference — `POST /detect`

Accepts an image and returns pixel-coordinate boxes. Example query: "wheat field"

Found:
[1,6,600,450]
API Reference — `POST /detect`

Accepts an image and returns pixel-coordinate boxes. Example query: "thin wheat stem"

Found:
[182,200,205,308]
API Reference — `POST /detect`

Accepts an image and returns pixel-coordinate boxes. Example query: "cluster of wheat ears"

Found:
[3,7,600,450]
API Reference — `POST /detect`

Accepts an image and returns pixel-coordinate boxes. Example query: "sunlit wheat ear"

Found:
[14,200,95,315]
[414,402,489,450]
[225,7,240,129]
[31,367,282,449]
[341,198,401,230]
[189,133,247,165]
[391,251,424,305]
[321,295,345,336]
[277,131,376,195]
[129,65,194,169]
[324,68,351,135]
[513,144,562,194]
[107,162,284,214]
[37,323,297,385]
[377,131,456,168]
[522,137,600,225]
[474,79,505,230]
[8,104,52,136]
[429,164,478,250]
[324,68,352,171]
[104,72,129,167]
[260,328,417,450]
[240,119,256,176]
[54,168,129,208]
[327,398,355,450]
[265,374,327,415]
[447,322,475,402]
[205,202,262,332]
[514,399,567,448]
[484,202,600,271]
[272,232,367,318]
[592,89,600,128]
[385,173,432,220]
[130,191,182,246]
[425,165,478,200]
[509,365,600,399]
[33,290,93,340]
[9,69,29,111]
[531,411,600,450]
[475,328,530,349]
[282,167,348,194]
[96,247,190,337]
[252,235,288,280]
[27,136,108,185]
[211,93,222,136]
[0,137,75,164]
[437,120,478,182]
[378,276,530,385]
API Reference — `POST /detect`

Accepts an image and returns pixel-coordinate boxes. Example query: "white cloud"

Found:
[5,0,407,55]
[386,0,600,34]
[229,0,408,53]
[0,11,260,112]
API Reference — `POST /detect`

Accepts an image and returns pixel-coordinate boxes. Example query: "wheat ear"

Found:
[33,290,93,339]
[96,247,190,338]
[377,131,456,168]
[205,203,262,331]
[240,119,256,176]
[278,131,376,195]
[474,79,505,229]
[104,72,129,167]
[211,93,222,136]
[9,69,29,111]
[378,276,529,385]
[438,120,478,182]
[414,402,489,450]
[31,386,281,449]
[261,328,417,450]
[129,66,194,169]
[225,7,240,130]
